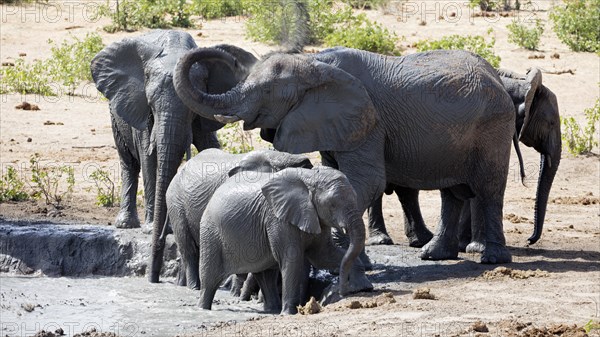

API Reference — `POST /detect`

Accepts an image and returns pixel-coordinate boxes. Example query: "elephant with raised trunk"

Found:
[91,30,258,283]
[367,67,561,252]
[165,148,313,290]
[174,47,517,264]
[198,167,373,314]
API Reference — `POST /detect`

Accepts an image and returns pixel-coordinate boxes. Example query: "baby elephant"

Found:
[199,167,373,314]
[166,148,312,290]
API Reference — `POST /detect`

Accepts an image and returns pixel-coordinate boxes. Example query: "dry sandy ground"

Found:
[0,0,599,336]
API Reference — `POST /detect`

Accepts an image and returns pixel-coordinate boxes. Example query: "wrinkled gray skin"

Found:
[91,30,258,283]
[368,67,561,252]
[165,148,313,290]
[198,167,372,314]
[174,47,516,264]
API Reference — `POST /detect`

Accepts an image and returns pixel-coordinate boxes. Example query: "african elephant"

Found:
[173,47,516,264]
[165,148,313,290]
[367,67,561,252]
[90,30,258,283]
[198,167,373,314]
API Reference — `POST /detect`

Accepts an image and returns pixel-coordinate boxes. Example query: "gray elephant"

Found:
[173,47,516,263]
[165,148,313,290]
[91,30,258,283]
[367,67,561,253]
[198,167,373,314]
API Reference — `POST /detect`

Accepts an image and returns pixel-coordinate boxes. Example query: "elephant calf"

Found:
[166,148,313,290]
[198,167,373,314]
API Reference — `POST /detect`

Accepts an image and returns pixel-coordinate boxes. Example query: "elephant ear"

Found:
[273,61,378,154]
[91,38,161,130]
[228,152,273,177]
[261,169,321,234]
[519,67,542,143]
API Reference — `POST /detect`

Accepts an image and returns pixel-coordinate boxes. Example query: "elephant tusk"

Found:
[214,114,241,124]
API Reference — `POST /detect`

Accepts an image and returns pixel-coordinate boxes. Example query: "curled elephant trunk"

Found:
[173,48,245,121]
[528,143,561,244]
[339,210,365,295]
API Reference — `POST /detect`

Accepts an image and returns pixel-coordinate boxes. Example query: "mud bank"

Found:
[0,220,179,278]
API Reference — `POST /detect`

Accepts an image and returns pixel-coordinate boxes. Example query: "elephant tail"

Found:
[513,132,527,186]
[159,213,172,241]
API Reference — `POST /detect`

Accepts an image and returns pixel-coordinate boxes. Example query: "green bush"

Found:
[218,122,257,154]
[0,166,29,203]
[88,169,117,207]
[100,0,195,32]
[0,34,104,96]
[324,13,400,55]
[191,0,245,20]
[245,0,400,55]
[30,154,75,209]
[343,0,390,9]
[415,33,501,68]
[550,0,600,52]
[507,19,544,50]
[561,99,600,155]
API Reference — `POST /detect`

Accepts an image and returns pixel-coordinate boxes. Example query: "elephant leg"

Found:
[466,198,486,254]
[396,186,433,247]
[479,195,511,264]
[253,269,282,313]
[230,273,247,297]
[457,200,473,252]
[279,253,306,315]
[420,189,463,260]
[198,253,224,309]
[240,273,259,300]
[114,149,141,229]
[192,130,220,152]
[139,142,157,233]
[172,215,200,290]
[176,261,187,287]
[366,195,394,246]
[306,239,373,294]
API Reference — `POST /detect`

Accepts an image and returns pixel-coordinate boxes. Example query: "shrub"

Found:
[324,13,400,55]
[0,34,104,96]
[46,33,105,94]
[550,0,600,52]
[343,0,390,9]
[100,0,195,32]
[507,19,544,50]
[0,166,29,203]
[190,0,245,20]
[245,0,400,55]
[415,33,501,68]
[218,122,257,154]
[30,155,75,208]
[561,99,600,155]
[88,169,117,207]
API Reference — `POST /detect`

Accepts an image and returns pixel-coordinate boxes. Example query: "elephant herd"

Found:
[90,30,561,315]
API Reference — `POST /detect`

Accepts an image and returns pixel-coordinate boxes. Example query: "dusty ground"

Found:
[0,0,599,336]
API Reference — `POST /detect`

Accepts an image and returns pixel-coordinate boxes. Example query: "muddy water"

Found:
[0,276,267,336]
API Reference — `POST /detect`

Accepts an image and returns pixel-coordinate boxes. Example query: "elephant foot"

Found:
[367,231,394,246]
[358,249,373,271]
[141,222,153,235]
[407,230,434,248]
[114,210,140,229]
[481,242,512,264]
[176,265,187,287]
[348,273,373,294]
[280,305,298,315]
[263,303,281,314]
[420,235,459,260]
[465,241,485,254]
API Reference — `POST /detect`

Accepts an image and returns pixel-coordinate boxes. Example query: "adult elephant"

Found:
[165,148,313,290]
[367,67,561,251]
[173,47,516,263]
[91,30,258,283]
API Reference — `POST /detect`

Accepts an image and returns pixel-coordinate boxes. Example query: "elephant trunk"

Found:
[149,118,189,283]
[339,210,366,295]
[528,139,561,244]
[173,48,245,122]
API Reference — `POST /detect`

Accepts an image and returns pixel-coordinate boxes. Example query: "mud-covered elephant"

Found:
[165,148,313,290]
[173,47,516,263]
[367,67,561,252]
[198,167,373,314]
[90,30,258,283]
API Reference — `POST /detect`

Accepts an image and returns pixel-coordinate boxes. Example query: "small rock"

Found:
[27,137,32,142]
[413,287,436,300]
[19,52,27,57]
[347,300,362,309]
[2,61,15,66]
[550,52,560,59]
[472,320,489,332]
[528,53,545,59]
[15,102,40,110]
[569,224,574,229]
[197,32,203,37]
[21,303,35,312]
[55,328,64,336]
[43,121,56,125]
[297,296,322,315]
[418,20,427,26]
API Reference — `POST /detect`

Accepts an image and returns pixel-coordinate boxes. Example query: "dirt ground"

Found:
[0,0,599,336]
